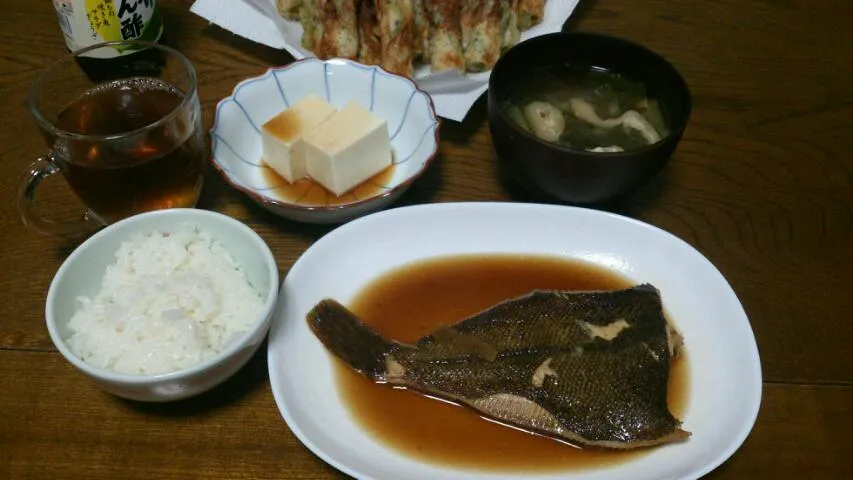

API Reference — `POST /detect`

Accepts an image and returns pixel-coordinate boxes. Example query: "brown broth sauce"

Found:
[260,164,395,206]
[335,254,690,472]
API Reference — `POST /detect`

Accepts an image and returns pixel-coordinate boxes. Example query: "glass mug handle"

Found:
[17,154,101,237]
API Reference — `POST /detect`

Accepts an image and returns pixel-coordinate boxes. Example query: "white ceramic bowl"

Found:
[45,209,280,402]
[211,58,441,224]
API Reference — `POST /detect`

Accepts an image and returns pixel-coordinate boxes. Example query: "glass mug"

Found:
[19,40,206,236]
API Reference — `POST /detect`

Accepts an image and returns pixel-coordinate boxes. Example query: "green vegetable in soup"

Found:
[506,105,531,132]
[502,67,669,152]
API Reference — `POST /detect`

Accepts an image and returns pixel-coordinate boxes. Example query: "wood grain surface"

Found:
[1,0,851,478]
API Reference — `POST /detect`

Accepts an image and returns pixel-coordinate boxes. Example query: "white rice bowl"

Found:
[45,208,279,402]
[66,224,264,376]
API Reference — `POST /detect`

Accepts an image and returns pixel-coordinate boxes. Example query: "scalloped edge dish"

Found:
[210,58,441,224]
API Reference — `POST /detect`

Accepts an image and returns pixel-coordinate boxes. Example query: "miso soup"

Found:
[503,67,669,152]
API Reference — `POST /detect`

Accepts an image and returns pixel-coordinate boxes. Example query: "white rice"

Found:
[66,223,265,376]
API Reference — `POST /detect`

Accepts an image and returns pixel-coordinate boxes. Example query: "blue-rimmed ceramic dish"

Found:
[211,58,441,224]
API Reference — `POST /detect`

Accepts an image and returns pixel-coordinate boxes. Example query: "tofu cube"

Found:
[303,102,393,197]
[261,94,336,183]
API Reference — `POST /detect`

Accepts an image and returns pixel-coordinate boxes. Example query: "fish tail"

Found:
[306,299,395,381]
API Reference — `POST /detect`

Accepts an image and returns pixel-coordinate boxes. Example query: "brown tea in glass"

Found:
[19,40,205,236]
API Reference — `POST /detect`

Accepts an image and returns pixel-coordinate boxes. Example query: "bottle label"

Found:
[52,0,164,58]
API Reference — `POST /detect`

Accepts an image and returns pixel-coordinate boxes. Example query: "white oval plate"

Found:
[268,202,762,480]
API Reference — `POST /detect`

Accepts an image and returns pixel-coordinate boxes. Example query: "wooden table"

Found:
[1,0,850,478]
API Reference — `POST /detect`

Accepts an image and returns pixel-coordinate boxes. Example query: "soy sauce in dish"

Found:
[261,164,396,206]
[335,254,690,472]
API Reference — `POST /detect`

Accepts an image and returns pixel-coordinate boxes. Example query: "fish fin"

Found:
[306,299,395,381]
[428,325,499,362]
[469,393,566,436]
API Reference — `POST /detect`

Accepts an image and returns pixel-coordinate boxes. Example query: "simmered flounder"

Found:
[307,284,690,449]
